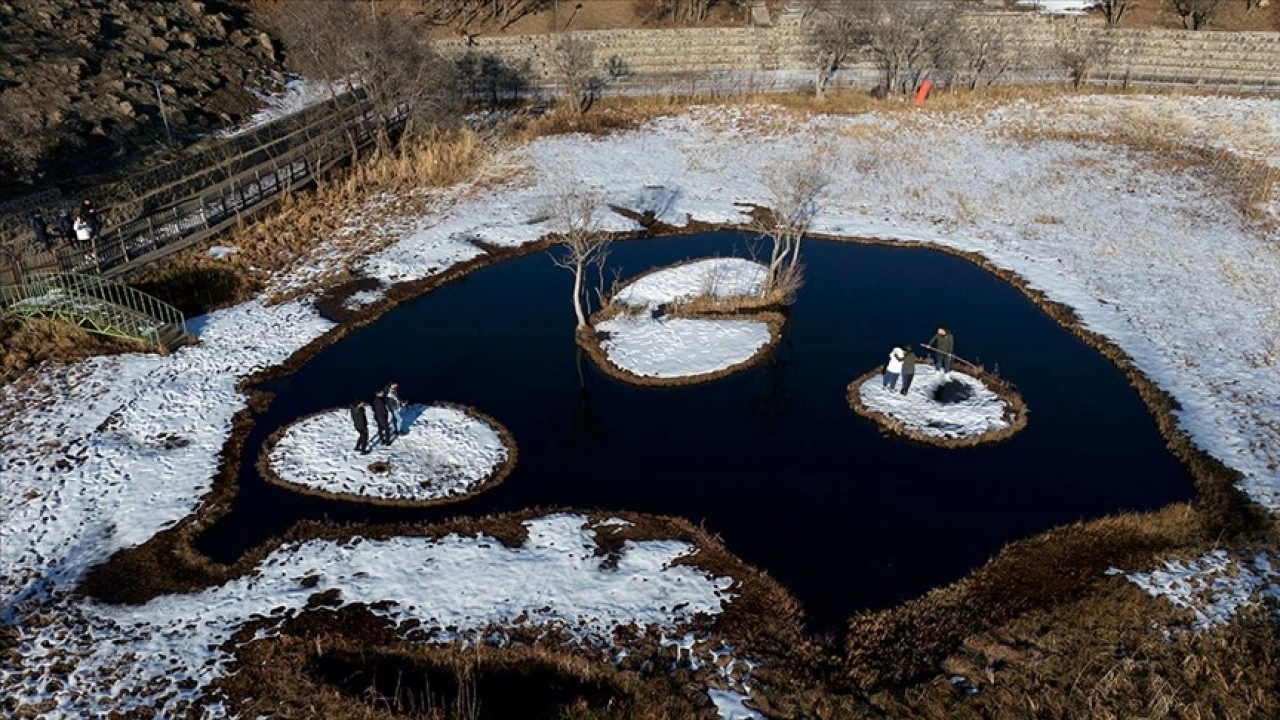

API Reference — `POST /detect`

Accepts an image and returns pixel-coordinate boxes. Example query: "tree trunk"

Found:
[571,261,587,328]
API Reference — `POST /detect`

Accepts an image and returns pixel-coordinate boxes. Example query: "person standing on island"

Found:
[883,347,905,391]
[901,344,916,395]
[927,327,955,373]
[350,401,370,454]
[385,382,404,436]
[371,389,393,445]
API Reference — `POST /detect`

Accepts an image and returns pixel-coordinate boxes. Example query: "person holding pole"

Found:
[927,327,955,373]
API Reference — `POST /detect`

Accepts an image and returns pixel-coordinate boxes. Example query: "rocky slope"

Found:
[0,0,281,192]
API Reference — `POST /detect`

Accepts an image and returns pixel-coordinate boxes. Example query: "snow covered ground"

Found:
[856,366,1015,441]
[855,366,1013,440]
[267,404,509,504]
[596,314,774,380]
[1120,550,1280,631]
[1015,0,1096,14]
[612,257,768,309]
[3,94,1280,712]
[0,514,734,717]
[217,75,350,139]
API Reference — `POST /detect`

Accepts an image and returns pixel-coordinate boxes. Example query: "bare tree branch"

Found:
[546,184,611,330]
[756,149,831,300]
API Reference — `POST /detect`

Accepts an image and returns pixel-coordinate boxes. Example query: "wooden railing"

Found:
[2,96,406,284]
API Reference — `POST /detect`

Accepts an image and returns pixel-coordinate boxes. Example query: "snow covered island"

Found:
[262,403,515,506]
[848,364,1028,447]
[585,258,785,386]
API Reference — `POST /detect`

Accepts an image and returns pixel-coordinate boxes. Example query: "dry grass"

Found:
[0,317,151,385]
[845,505,1207,691]
[146,129,492,305]
[870,575,1280,719]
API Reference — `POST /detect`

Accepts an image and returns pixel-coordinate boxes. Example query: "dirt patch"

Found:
[129,262,256,319]
[846,364,1030,449]
[256,403,518,509]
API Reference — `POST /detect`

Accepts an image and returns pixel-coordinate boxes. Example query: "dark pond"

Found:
[196,231,1192,635]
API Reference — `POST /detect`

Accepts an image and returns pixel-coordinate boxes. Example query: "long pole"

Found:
[150,79,173,146]
[920,343,981,371]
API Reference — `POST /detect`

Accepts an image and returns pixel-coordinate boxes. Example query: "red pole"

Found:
[913,79,933,107]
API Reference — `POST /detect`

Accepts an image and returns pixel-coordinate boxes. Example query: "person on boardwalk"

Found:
[385,382,404,436]
[74,215,93,243]
[350,401,370,454]
[58,212,75,240]
[901,344,916,395]
[371,389,393,445]
[81,199,100,237]
[927,327,955,373]
[30,211,51,251]
[883,347,905,390]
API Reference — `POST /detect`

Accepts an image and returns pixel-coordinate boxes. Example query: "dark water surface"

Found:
[196,231,1192,634]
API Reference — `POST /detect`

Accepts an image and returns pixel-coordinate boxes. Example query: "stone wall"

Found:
[438,12,1280,90]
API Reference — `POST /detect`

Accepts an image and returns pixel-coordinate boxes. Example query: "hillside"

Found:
[0,0,280,192]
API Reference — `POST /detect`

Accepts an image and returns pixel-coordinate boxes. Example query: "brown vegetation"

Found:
[0,317,151,386]
[256,403,518,508]
[845,364,1030,449]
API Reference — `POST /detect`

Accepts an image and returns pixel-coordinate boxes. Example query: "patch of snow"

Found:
[708,689,764,720]
[205,245,238,260]
[0,514,733,717]
[857,366,1011,439]
[217,75,351,139]
[1016,0,1097,14]
[183,313,213,338]
[1122,550,1280,631]
[612,258,768,309]
[0,298,333,619]
[268,404,508,503]
[597,314,773,379]
[342,288,385,310]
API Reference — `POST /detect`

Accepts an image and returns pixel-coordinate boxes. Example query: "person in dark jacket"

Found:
[927,327,955,373]
[30,211,51,250]
[350,401,370,454]
[58,212,75,240]
[900,345,916,395]
[385,382,404,435]
[371,389,392,445]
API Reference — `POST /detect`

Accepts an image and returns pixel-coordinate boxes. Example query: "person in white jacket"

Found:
[74,215,93,243]
[883,346,906,390]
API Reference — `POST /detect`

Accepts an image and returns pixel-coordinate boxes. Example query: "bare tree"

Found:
[262,1,456,151]
[635,0,726,25]
[550,37,630,115]
[757,151,831,298]
[1098,0,1134,26]
[807,2,863,98]
[935,22,1020,91]
[1170,0,1224,29]
[855,1,962,96]
[547,185,611,331]
[1057,33,1113,88]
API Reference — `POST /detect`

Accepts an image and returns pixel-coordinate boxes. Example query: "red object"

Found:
[913,80,933,107]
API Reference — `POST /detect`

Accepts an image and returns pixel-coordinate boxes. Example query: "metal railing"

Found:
[0,273,186,348]
[3,99,408,283]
